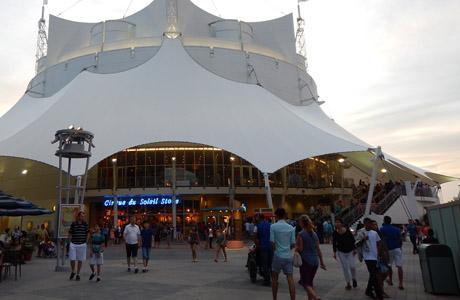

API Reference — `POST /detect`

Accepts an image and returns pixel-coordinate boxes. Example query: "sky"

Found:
[0,0,459,201]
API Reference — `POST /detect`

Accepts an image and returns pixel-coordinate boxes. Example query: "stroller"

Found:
[41,241,57,258]
[246,242,258,283]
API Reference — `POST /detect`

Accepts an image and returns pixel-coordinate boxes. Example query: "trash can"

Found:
[419,244,459,295]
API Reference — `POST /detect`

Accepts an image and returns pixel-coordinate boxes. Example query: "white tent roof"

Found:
[0,39,371,175]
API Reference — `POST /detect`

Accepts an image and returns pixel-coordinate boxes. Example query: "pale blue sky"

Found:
[0,0,459,200]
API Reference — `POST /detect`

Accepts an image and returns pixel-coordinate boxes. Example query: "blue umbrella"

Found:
[0,208,53,216]
[0,190,53,216]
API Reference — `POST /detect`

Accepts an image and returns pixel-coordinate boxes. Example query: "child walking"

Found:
[89,224,105,282]
[141,221,154,272]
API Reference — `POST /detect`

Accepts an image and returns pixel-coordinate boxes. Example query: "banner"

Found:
[58,204,83,238]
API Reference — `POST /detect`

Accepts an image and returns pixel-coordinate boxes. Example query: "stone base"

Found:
[226,240,245,249]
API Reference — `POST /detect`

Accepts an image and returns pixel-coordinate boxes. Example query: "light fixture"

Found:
[381,168,388,173]
[111,158,117,163]
[76,127,82,131]
[230,156,235,161]
[172,156,176,161]
[68,125,74,130]
[337,158,345,163]
[21,169,28,175]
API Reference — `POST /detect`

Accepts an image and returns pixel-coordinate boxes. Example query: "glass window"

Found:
[127,151,136,166]
[146,151,155,166]
[146,166,155,187]
[135,166,145,188]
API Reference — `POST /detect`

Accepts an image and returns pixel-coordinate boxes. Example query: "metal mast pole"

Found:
[296,0,307,68]
[35,0,48,73]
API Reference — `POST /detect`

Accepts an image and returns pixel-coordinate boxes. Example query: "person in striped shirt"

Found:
[69,211,89,281]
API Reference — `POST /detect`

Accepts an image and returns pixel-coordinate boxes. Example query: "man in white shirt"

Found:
[357,218,383,300]
[123,217,141,273]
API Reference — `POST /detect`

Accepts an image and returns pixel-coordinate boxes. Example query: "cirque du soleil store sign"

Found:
[103,195,180,207]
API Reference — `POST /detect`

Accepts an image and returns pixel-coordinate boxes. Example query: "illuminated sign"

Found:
[103,195,180,207]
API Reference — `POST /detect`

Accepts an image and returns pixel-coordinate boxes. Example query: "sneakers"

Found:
[89,273,95,280]
[353,279,358,288]
[134,268,139,274]
[69,272,76,280]
[75,274,80,281]
[127,267,131,272]
[365,290,376,299]
[96,277,101,282]
[345,284,352,290]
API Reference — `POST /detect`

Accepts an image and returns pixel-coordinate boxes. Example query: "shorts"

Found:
[272,255,293,275]
[69,243,87,261]
[90,253,104,265]
[142,247,151,259]
[126,243,138,258]
[388,248,403,267]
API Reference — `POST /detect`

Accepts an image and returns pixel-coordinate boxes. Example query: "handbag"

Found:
[377,260,389,274]
[293,252,303,268]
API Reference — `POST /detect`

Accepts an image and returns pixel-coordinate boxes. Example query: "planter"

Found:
[22,248,33,261]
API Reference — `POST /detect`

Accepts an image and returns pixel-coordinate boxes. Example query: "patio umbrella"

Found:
[0,208,53,216]
[0,190,53,216]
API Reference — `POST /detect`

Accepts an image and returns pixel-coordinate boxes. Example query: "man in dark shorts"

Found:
[123,217,141,273]
[69,211,89,281]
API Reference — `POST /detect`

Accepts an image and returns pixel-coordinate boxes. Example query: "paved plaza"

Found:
[0,241,456,300]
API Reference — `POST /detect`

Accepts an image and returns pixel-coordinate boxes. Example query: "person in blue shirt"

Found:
[406,219,418,254]
[380,216,404,290]
[270,208,295,300]
[140,221,154,272]
[255,214,272,286]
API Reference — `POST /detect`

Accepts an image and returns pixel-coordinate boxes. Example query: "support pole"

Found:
[55,154,63,271]
[263,173,274,210]
[74,176,82,204]
[79,144,92,204]
[172,157,177,240]
[65,159,72,204]
[364,146,382,216]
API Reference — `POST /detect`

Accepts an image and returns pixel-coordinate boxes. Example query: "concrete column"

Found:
[263,173,274,210]
[364,146,382,216]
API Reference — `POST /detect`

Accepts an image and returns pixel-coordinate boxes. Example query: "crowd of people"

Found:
[54,205,439,300]
[246,209,439,300]
[66,212,232,282]
[0,223,56,259]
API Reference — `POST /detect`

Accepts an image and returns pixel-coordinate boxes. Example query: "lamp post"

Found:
[52,126,94,272]
[229,156,235,209]
[171,156,177,239]
[112,158,118,227]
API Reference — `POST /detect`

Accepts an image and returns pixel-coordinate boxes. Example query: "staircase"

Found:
[341,186,403,227]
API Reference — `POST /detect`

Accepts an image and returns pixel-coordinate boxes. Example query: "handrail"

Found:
[373,186,403,215]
